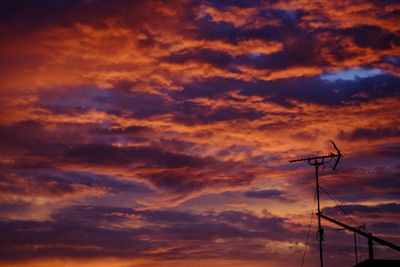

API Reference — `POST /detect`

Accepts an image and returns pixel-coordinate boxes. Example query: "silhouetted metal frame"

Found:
[289,141,342,267]
[317,212,400,260]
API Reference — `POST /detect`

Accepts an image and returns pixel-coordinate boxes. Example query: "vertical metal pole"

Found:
[315,162,324,267]
[368,234,374,260]
[354,232,358,264]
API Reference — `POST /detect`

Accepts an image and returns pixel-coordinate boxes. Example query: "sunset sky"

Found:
[0,0,399,266]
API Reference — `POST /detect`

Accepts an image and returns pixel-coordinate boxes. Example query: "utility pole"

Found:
[289,141,342,267]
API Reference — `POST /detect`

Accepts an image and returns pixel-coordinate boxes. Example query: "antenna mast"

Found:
[289,141,342,267]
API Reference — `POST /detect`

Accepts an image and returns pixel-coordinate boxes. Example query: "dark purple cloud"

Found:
[0,115,256,198]
[195,18,241,44]
[66,143,215,169]
[339,127,400,141]
[0,0,183,35]
[205,0,269,9]
[173,105,264,125]
[0,0,83,32]
[38,87,171,119]
[244,189,286,199]
[318,171,400,203]
[341,25,400,50]
[91,125,150,135]
[0,205,303,261]
[0,120,46,151]
[239,74,400,106]
[236,47,323,70]
[0,166,152,201]
[169,72,400,109]
[0,219,151,260]
[161,48,233,68]
[323,203,400,218]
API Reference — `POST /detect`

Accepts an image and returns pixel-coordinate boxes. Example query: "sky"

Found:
[0,0,399,266]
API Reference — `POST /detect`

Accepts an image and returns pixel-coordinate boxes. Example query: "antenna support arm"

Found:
[317,213,400,252]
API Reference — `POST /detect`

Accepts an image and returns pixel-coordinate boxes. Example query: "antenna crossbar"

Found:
[289,153,336,163]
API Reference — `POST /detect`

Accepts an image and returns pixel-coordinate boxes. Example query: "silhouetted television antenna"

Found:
[290,142,400,267]
[289,141,342,267]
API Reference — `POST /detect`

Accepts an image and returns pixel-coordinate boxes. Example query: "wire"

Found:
[319,185,367,264]
[358,232,363,262]
[301,191,317,267]
[354,232,358,265]
[318,187,400,260]
[377,241,400,257]
[319,185,362,227]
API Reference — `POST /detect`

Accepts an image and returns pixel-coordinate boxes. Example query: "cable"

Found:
[319,185,359,225]
[377,241,400,257]
[301,191,317,267]
[319,185,362,227]
[319,185,366,264]
[358,232,363,262]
